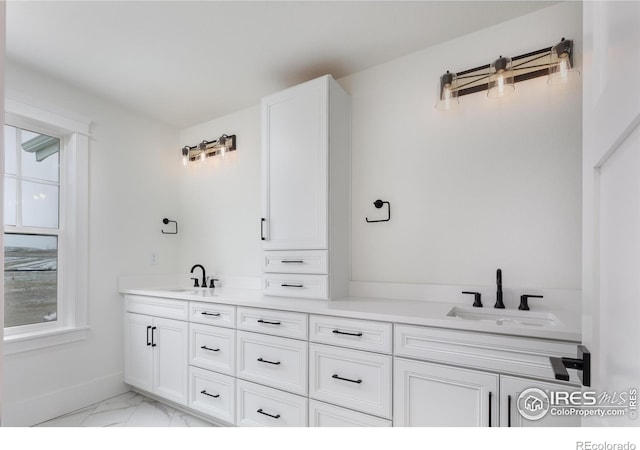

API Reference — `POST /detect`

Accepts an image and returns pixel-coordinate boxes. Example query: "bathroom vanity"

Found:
[122,287,581,427]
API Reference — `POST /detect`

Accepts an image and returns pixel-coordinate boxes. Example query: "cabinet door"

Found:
[393,358,498,427]
[153,317,189,406]
[500,376,581,427]
[262,76,328,250]
[124,313,153,392]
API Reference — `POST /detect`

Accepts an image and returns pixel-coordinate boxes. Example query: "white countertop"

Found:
[122,287,581,342]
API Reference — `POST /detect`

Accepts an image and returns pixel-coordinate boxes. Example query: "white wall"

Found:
[178,2,582,296]
[2,60,180,426]
[0,1,5,426]
[178,106,262,282]
[342,1,582,290]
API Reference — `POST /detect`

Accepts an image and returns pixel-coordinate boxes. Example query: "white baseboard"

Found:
[3,371,127,427]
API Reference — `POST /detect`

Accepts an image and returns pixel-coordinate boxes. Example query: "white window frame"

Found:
[3,96,91,354]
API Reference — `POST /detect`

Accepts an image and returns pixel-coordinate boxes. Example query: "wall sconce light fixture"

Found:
[435,37,578,110]
[487,55,515,98]
[181,134,237,167]
[548,37,578,85]
[436,71,459,111]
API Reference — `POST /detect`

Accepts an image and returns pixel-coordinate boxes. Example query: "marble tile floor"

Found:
[35,391,215,427]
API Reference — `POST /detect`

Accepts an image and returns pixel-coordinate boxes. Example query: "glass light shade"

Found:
[199,141,208,164]
[181,146,189,167]
[435,71,459,111]
[219,135,227,158]
[487,56,515,98]
[548,38,579,85]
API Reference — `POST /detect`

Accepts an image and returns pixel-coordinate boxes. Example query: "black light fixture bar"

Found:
[452,44,562,98]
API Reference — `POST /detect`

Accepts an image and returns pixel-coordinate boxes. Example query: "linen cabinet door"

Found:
[393,358,498,427]
[262,76,328,250]
[153,317,189,406]
[500,376,581,427]
[124,313,153,393]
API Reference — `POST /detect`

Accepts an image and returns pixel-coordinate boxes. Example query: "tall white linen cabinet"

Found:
[261,75,351,300]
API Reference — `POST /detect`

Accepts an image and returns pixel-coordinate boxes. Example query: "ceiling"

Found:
[7,1,555,128]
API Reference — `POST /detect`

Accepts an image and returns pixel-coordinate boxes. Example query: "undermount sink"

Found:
[446,306,562,328]
[155,288,200,294]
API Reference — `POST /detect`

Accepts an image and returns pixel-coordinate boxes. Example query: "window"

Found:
[4,125,61,329]
[3,97,90,353]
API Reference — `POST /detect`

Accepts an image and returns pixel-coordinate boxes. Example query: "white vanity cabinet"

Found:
[124,312,189,406]
[393,358,498,427]
[124,293,581,427]
[261,74,351,300]
[393,324,581,427]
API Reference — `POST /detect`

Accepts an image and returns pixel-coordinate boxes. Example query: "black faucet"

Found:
[495,268,505,309]
[190,264,206,288]
[519,294,543,311]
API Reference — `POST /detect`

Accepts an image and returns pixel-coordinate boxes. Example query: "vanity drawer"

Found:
[309,315,392,354]
[309,400,391,427]
[263,273,328,300]
[236,379,308,427]
[262,250,328,274]
[309,344,392,419]
[189,301,235,328]
[237,331,308,395]
[189,323,236,376]
[394,324,581,383]
[236,307,308,340]
[188,366,235,425]
[125,294,189,321]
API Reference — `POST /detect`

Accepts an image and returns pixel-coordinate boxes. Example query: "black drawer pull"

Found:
[201,312,221,317]
[146,326,151,346]
[257,319,281,325]
[201,345,220,352]
[507,395,512,427]
[200,390,220,399]
[332,329,363,337]
[151,326,157,347]
[257,409,280,419]
[257,357,281,365]
[261,218,266,241]
[332,374,362,384]
[281,260,304,264]
[281,284,304,288]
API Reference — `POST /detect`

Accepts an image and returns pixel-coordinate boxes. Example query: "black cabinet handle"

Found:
[281,260,304,264]
[281,284,304,288]
[257,408,280,419]
[257,357,281,365]
[332,329,363,337]
[200,390,220,399]
[332,374,362,384]
[151,326,157,347]
[257,319,281,325]
[261,218,266,241]
[146,326,151,346]
[507,395,512,427]
[488,392,492,427]
[201,345,220,352]
[201,311,221,317]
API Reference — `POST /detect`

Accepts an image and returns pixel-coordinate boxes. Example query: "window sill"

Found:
[3,325,89,355]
